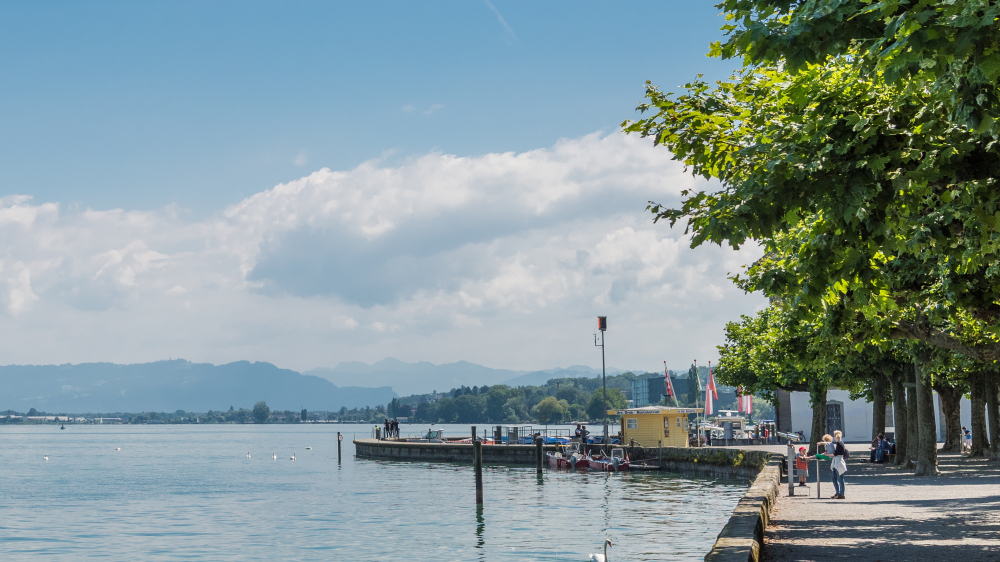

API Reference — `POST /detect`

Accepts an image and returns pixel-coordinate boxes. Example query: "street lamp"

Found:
[594,316,608,450]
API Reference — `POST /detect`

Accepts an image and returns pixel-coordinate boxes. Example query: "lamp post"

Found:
[595,316,608,451]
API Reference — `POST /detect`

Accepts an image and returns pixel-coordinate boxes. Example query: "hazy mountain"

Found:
[0,360,396,414]
[306,359,524,396]
[305,359,635,395]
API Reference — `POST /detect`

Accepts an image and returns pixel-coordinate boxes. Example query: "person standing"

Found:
[831,430,848,499]
[819,434,837,498]
[963,426,972,453]
[795,446,810,486]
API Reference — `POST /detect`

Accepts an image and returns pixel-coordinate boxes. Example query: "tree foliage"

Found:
[252,401,270,424]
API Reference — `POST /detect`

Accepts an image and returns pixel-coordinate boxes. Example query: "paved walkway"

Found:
[762,447,1000,561]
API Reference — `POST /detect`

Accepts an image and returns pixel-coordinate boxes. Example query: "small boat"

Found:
[547,451,572,468]
[60,425,65,430]
[547,443,588,469]
[587,448,629,472]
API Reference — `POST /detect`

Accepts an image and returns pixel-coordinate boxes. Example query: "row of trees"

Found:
[397,375,642,424]
[624,0,1000,475]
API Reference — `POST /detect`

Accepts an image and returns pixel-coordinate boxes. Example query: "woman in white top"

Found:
[818,434,837,498]
[831,430,848,499]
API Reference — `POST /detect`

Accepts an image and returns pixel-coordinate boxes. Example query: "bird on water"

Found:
[247,452,251,459]
[272,452,276,460]
[43,454,49,461]
[290,452,296,461]
[589,539,612,562]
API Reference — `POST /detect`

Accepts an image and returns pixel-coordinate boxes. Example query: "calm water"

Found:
[0,424,746,561]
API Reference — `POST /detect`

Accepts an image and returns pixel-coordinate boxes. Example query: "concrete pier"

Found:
[354,438,556,464]
[353,438,771,478]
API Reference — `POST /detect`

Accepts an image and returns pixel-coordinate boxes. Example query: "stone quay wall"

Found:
[353,438,555,464]
[703,455,783,562]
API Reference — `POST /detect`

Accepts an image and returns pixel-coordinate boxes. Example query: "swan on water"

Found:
[272,452,276,460]
[290,452,296,461]
[247,452,251,459]
[589,539,612,562]
[115,447,120,451]
[43,454,49,461]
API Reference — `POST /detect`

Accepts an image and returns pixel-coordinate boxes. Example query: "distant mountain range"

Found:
[0,358,638,414]
[0,360,396,414]
[304,358,633,396]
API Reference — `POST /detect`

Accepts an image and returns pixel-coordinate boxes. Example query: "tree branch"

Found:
[891,320,1000,363]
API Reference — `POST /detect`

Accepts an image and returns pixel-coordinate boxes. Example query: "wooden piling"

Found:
[474,440,484,505]
[337,432,342,462]
[658,440,662,469]
[535,436,543,474]
[471,425,476,442]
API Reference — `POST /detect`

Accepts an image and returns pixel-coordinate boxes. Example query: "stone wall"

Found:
[354,439,769,478]
[353,438,551,464]
[703,456,783,562]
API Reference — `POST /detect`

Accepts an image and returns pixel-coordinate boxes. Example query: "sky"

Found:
[0,1,767,373]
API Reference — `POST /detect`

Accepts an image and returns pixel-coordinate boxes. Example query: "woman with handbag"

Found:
[831,430,848,499]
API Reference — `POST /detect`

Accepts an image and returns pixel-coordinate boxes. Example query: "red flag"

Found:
[663,361,675,398]
[737,387,744,413]
[705,361,718,416]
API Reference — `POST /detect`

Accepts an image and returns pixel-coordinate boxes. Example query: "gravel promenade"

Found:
[761,447,1000,561]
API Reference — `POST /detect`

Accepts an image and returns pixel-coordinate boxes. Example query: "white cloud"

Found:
[293,152,308,166]
[423,104,444,115]
[0,133,765,372]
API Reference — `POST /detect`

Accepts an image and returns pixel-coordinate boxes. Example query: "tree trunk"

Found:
[807,385,827,456]
[914,361,939,476]
[872,372,887,440]
[934,383,963,453]
[905,365,918,468]
[889,371,908,466]
[986,374,1000,460]
[970,371,991,457]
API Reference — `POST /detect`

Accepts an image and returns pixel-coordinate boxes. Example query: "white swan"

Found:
[247,452,251,459]
[44,454,49,461]
[272,452,276,460]
[290,452,296,461]
[115,447,120,451]
[589,539,612,562]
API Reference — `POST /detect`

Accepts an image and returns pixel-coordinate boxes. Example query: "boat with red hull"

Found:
[586,448,629,472]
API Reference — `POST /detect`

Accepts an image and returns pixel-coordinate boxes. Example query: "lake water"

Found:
[0,424,746,561]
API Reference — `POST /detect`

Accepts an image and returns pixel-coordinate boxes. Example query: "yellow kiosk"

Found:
[609,406,703,448]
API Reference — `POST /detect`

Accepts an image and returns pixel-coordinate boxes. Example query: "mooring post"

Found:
[471,425,476,442]
[337,432,342,463]
[535,436,543,474]
[474,440,484,505]
[658,440,662,469]
[786,443,795,497]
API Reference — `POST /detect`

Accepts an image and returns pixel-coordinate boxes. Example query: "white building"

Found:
[777,389,972,443]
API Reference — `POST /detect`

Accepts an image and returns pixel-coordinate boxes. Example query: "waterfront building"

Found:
[774,389,972,442]
[610,406,703,447]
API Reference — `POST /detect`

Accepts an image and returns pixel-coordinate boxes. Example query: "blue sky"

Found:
[0,1,733,213]
[0,2,765,374]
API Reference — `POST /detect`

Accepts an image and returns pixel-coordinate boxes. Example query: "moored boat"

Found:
[546,451,571,468]
[586,448,629,472]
